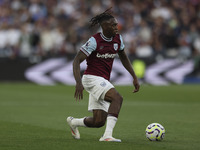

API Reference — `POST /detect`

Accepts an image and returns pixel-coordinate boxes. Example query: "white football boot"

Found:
[99,136,121,142]
[67,116,80,139]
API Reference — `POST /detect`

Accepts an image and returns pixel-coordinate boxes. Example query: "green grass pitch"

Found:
[0,83,200,150]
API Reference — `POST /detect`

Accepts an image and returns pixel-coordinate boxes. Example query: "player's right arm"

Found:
[73,51,87,100]
[73,36,97,100]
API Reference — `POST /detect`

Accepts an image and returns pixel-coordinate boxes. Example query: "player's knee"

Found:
[94,119,106,128]
[116,94,123,105]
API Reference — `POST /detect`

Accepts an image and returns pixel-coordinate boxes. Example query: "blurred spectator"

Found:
[194,37,200,55]
[19,24,32,57]
[178,30,192,58]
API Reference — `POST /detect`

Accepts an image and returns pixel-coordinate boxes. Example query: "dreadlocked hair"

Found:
[89,7,114,28]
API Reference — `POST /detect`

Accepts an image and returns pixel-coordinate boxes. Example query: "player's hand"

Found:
[133,79,140,93]
[74,83,84,101]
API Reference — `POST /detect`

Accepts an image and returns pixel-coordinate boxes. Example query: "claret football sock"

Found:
[103,116,118,137]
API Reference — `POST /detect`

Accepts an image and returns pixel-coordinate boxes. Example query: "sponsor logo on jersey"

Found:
[96,53,116,59]
[113,43,118,50]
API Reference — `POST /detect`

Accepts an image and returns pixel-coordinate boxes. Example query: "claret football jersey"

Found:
[80,32,125,81]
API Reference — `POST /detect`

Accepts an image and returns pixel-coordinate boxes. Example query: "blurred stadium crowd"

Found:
[0,0,200,62]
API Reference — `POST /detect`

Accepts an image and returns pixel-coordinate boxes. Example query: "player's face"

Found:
[103,18,118,37]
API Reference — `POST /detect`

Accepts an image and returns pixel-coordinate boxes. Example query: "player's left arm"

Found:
[118,50,140,93]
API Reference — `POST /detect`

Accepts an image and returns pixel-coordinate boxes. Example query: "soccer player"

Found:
[67,8,140,142]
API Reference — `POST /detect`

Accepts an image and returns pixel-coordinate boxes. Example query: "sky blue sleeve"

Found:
[80,37,97,56]
[119,35,125,51]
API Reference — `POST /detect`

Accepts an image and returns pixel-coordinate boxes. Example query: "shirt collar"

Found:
[100,32,113,42]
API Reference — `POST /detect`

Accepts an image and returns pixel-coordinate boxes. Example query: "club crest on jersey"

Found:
[113,43,118,50]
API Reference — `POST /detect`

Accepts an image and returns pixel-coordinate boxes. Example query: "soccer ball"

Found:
[145,123,165,141]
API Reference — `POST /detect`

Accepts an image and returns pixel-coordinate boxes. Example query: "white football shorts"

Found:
[82,75,114,112]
